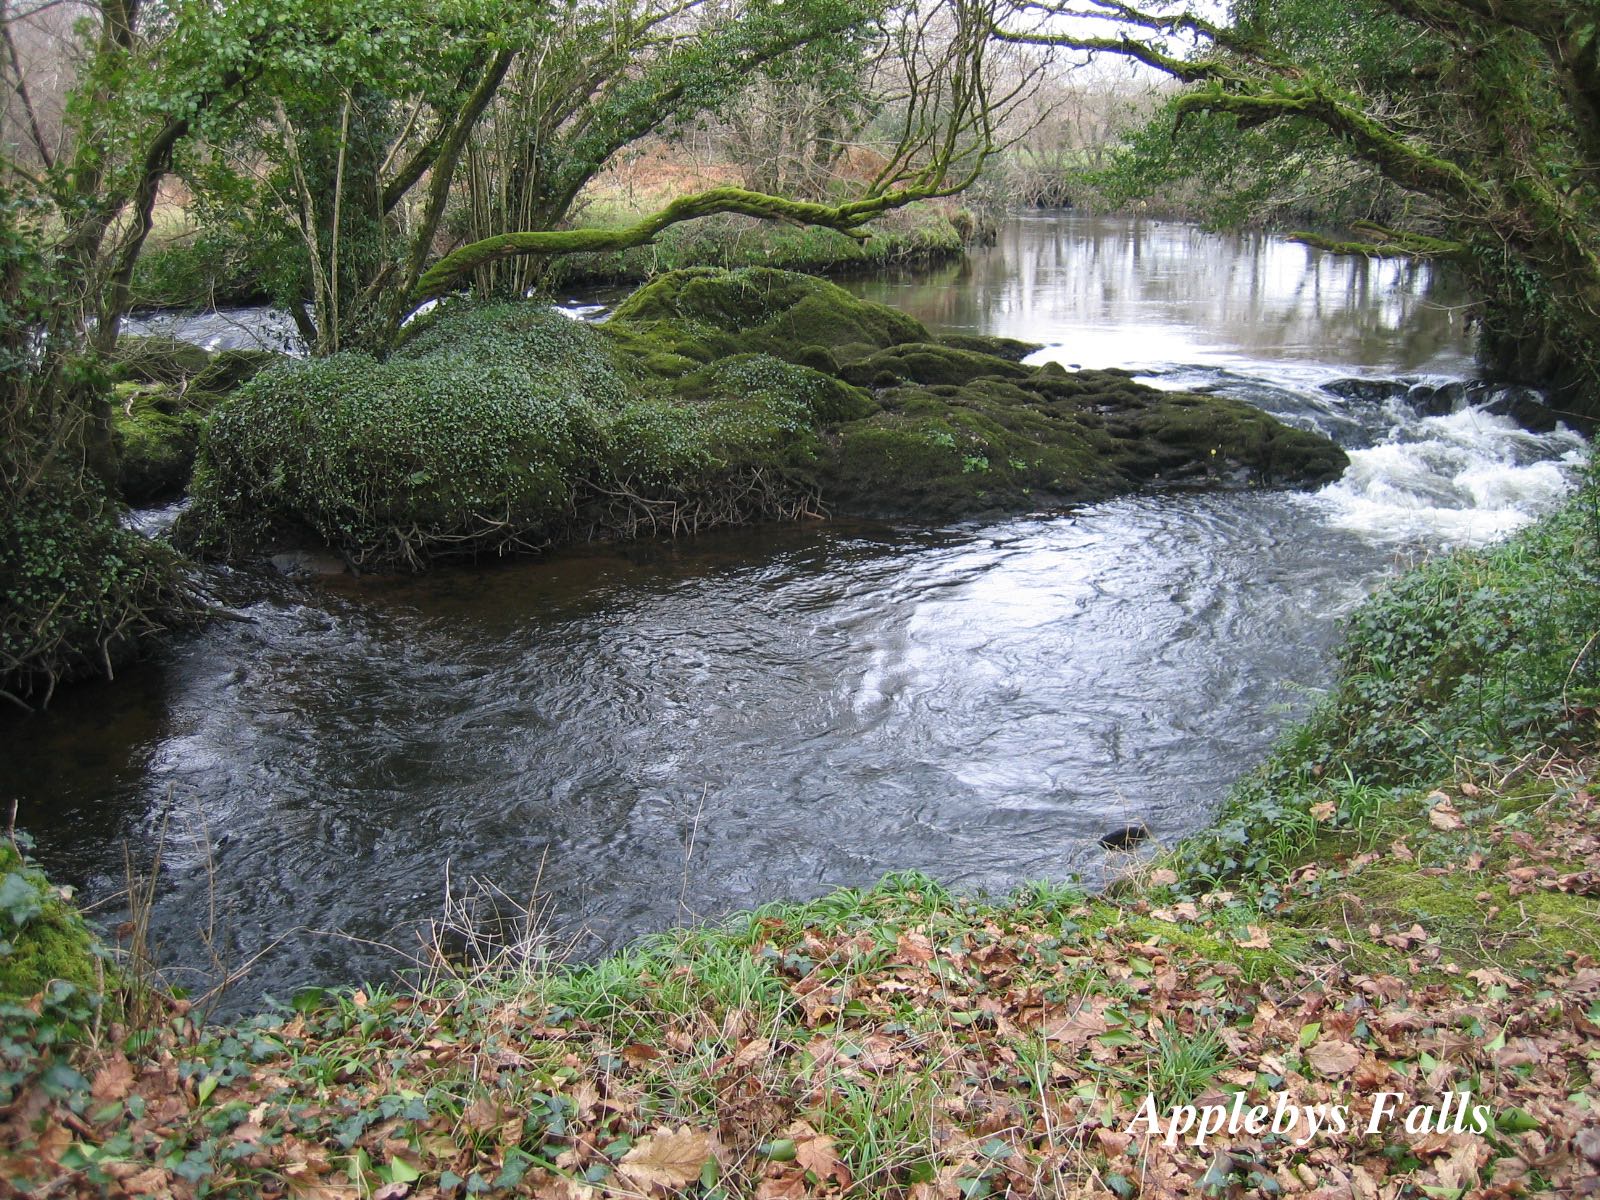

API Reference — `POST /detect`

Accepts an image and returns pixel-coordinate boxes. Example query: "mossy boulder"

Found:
[0,842,100,1001]
[839,342,1036,389]
[112,383,227,504]
[192,348,279,393]
[180,304,838,567]
[936,332,1042,362]
[105,334,212,384]
[675,354,875,425]
[109,343,277,504]
[606,267,929,371]
[819,367,1348,518]
[609,268,1344,519]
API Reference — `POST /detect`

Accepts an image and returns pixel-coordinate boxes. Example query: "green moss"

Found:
[820,369,1345,519]
[674,353,875,424]
[839,342,1035,388]
[113,387,208,504]
[181,301,840,566]
[1084,904,1312,983]
[603,389,816,489]
[105,335,212,384]
[0,843,100,1002]
[546,205,972,290]
[606,267,928,370]
[609,268,1344,522]
[191,349,278,394]
[936,332,1042,362]
[108,343,277,504]
[1301,866,1600,976]
[180,271,1348,566]
[181,307,616,568]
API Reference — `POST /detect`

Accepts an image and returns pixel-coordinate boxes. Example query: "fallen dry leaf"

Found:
[618,1126,714,1192]
[91,1052,134,1104]
[1306,1039,1361,1077]
[1428,798,1464,831]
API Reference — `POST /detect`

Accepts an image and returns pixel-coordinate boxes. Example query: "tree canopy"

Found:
[996,0,1600,412]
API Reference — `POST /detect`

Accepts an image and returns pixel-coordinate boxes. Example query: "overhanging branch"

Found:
[1289,226,1467,259]
[411,179,969,303]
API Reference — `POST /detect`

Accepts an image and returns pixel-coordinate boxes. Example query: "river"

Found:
[8,213,1586,1015]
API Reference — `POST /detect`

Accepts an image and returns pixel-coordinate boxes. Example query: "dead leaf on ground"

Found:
[1306,1040,1361,1077]
[1428,798,1465,831]
[91,1052,134,1104]
[1238,925,1273,949]
[618,1126,714,1192]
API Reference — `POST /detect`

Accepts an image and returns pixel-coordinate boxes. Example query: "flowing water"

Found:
[11,213,1587,1015]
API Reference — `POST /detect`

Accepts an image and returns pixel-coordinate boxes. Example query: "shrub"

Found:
[1,482,200,704]
[180,303,844,566]
[184,336,608,569]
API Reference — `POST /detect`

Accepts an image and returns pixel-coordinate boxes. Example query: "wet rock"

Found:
[616,268,1348,521]
[1322,377,1412,405]
[1405,379,1468,416]
[1324,373,1563,434]
[1483,385,1562,433]
[606,266,926,370]
[269,550,349,578]
[110,341,279,504]
[937,332,1042,362]
[1100,824,1151,850]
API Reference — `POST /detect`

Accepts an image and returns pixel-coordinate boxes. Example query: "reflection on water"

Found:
[4,212,1582,1015]
[847,213,1473,375]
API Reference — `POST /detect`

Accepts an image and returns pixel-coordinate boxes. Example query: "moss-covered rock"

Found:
[113,386,209,504]
[105,335,212,385]
[675,354,875,425]
[180,304,836,567]
[819,367,1348,518]
[936,332,1042,362]
[839,342,1036,389]
[192,348,279,394]
[109,343,277,504]
[606,267,928,371]
[0,843,99,1002]
[180,307,617,568]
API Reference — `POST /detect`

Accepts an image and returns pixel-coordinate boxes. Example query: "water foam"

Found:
[1310,404,1587,546]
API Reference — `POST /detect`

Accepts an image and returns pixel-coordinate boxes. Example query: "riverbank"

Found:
[5,453,1597,1195]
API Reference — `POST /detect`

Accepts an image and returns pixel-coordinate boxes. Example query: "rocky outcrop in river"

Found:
[176,268,1348,569]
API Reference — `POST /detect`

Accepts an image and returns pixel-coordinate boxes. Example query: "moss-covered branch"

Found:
[411,183,953,303]
[1288,227,1467,260]
[1170,84,1491,207]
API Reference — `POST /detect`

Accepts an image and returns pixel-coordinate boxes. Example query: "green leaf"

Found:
[382,1156,423,1184]
[1496,1108,1539,1133]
